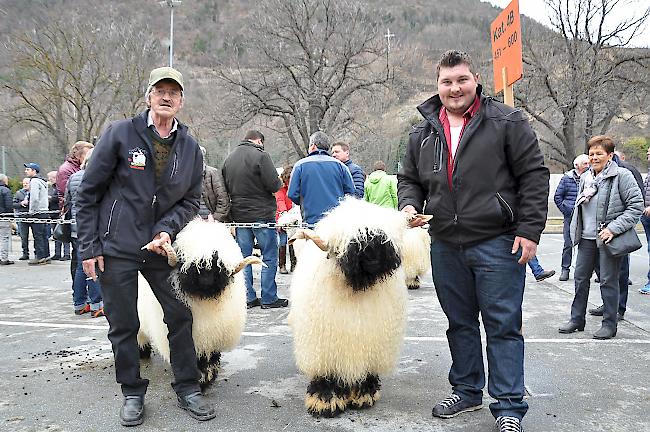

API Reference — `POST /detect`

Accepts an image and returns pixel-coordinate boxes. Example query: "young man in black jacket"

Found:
[76,67,215,426]
[398,51,549,432]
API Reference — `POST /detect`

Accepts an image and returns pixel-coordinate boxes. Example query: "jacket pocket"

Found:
[496,192,515,224]
[103,200,121,239]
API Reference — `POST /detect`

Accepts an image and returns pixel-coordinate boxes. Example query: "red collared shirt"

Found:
[438,95,481,190]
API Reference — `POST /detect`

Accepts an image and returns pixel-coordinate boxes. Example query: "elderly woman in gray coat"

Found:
[559,136,643,339]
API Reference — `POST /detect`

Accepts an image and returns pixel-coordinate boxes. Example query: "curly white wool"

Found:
[288,198,409,385]
[401,226,431,287]
[137,218,247,363]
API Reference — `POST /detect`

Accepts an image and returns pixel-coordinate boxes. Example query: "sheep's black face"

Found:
[175,252,233,300]
[336,228,401,291]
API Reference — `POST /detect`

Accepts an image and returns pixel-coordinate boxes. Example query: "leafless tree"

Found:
[517,0,650,168]
[1,20,159,156]
[214,0,391,157]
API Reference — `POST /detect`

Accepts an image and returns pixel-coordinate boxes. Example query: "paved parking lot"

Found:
[1,234,649,431]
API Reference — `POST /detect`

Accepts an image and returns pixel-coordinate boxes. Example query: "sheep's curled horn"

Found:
[162,242,264,272]
[289,229,328,251]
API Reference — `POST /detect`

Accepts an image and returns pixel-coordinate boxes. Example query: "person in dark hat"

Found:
[76,66,215,426]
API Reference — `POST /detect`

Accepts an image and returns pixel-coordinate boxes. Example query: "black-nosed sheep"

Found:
[401,226,431,290]
[288,198,409,417]
[137,218,261,388]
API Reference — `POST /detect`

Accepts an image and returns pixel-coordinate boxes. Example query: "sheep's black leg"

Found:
[305,376,350,418]
[138,343,152,359]
[349,374,381,409]
[197,351,221,390]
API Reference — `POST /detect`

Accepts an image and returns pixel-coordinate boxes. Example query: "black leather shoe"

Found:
[558,320,585,334]
[559,269,569,281]
[589,305,604,316]
[247,298,261,309]
[120,395,144,427]
[261,298,289,309]
[593,325,617,340]
[177,391,216,421]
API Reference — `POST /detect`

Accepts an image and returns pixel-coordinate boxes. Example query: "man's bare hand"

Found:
[83,256,104,281]
[512,236,537,264]
[142,232,172,256]
[644,206,650,217]
[402,205,428,227]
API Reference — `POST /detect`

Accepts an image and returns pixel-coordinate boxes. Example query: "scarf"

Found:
[576,162,609,207]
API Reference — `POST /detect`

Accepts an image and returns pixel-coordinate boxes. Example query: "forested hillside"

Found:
[0,0,648,175]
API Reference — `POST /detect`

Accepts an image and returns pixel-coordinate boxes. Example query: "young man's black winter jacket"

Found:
[398,86,549,245]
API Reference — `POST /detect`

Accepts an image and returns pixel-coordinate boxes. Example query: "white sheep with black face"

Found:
[288,197,409,418]
[137,218,261,388]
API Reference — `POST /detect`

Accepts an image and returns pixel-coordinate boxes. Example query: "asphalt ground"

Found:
[1,233,649,432]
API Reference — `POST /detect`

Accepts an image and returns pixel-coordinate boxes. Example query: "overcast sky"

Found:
[481,0,649,47]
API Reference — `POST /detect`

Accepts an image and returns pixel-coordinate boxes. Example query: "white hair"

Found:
[573,154,588,168]
[0,174,7,184]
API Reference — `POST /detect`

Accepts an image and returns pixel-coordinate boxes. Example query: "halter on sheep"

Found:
[137,218,262,388]
[288,198,409,418]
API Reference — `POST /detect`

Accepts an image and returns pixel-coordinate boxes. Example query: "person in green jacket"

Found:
[364,161,398,209]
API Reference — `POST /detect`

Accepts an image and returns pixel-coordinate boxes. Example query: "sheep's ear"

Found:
[234,256,265,274]
[291,229,328,251]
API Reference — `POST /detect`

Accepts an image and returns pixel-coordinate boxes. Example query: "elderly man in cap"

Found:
[76,67,215,426]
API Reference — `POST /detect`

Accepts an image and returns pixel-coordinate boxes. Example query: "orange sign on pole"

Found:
[490,0,522,106]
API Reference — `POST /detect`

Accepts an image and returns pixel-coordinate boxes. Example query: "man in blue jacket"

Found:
[76,67,215,426]
[331,141,365,198]
[554,154,589,280]
[288,132,355,225]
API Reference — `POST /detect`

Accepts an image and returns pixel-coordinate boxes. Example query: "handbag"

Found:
[53,212,72,243]
[599,178,642,257]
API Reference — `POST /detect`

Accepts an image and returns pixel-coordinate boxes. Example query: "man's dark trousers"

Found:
[430,234,528,420]
[100,255,201,397]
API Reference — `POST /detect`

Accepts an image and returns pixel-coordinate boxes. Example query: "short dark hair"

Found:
[587,135,615,154]
[332,142,350,152]
[373,160,386,171]
[436,50,475,78]
[244,130,264,143]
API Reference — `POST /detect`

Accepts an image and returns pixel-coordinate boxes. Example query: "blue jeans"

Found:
[641,215,650,285]
[527,256,544,277]
[236,225,279,304]
[72,247,103,310]
[431,234,527,420]
[562,216,573,271]
[27,219,49,259]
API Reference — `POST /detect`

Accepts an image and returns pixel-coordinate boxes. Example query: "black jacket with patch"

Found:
[397,86,549,245]
[76,110,203,260]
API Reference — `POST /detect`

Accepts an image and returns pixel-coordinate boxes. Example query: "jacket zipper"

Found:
[496,192,514,222]
[104,200,117,237]
[169,153,178,179]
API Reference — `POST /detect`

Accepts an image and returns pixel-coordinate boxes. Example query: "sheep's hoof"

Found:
[407,284,420,290]
[305,376,349,418]
[349,375,381,409]
[138,344,152,360]
[198,351,221,389]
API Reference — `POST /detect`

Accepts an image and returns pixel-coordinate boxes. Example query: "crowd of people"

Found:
[0,52,649,432]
